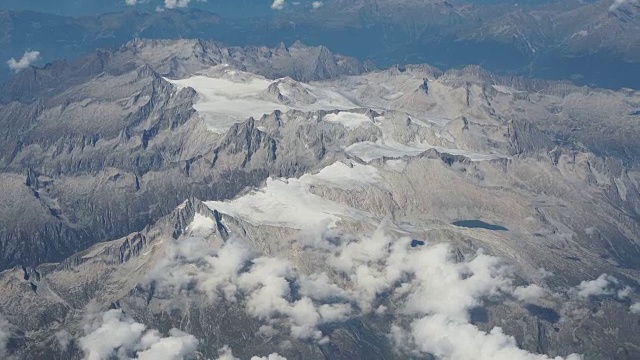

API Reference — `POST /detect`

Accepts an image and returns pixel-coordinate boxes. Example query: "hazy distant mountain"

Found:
[0,38,639,360]
[0,0,278,17]
[1,0,640,89]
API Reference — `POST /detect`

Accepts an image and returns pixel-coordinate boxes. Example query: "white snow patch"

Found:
[492,85,522,94]
[187,213,216,233]
[346,141,425,162]
[176,200,189,210]
[340,114,504,163]
[167,74,281,133]
[571,30,589,38]
[299,83,358,110]
[614,178,627,201]
[166,69,357,133]
[346,138,503,163]
[323,112,373,130]
[205,161,377,229]
[311,161,379,188]
[385,159,407,172]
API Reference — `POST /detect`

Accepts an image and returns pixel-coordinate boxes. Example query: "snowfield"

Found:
[205,161,378,229]
[166,65,358,133]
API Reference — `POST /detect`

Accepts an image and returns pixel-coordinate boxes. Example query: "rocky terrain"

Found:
[0,39,638,359]
[0,39,369,270]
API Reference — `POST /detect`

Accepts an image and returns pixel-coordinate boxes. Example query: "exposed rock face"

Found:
[0,39,371,270]
[0,39,639,360]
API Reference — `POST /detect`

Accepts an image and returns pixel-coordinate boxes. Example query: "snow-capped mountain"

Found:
[0,39,639,360]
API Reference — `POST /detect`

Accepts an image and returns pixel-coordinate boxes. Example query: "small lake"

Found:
[452,220,508,231]
[410,239,425,247]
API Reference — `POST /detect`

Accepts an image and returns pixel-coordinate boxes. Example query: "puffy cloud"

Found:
[513,284,546,302]
[271,0,286,10]
[80,309,146,360]
[297,272,348,301]
[319,223,579,359]
[148,215,579,359]
[7,50,40,72]
[312,1,324,9]
[215,345,239,360]
[535,268,553,281]
[407,315,582,360]
[215,345,287,360]
[251,354,287,360]
[136,329,199,360]
[79,309,198,360]
[631,303,640,314]
[165,0,190,8]
[125,0,138,5]
[236,257,350,342]
[325,222,513,320]
[55,330,73,350]
[147,218,353,343]
[617,286,632,299]
[146,235,253,302]
[237,256,294,319]
[164,0,205,9]
[0,314,11,358]
[575,274,617,298]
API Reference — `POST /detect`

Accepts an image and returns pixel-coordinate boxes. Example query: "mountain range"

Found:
[0,38,638,359]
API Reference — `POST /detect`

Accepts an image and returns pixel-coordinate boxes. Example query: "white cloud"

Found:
[215,345,287,360]
[271,0,286,10]
[609,0,638,11]
[7,50,40,72]
[147,214,580,359]
[79,309,198,360]
[575,274,617,298]
[136,329,199,360]
[297,272,348,301]
[215,345,239,360]
[146,214,356,343]
[535,268,553,281]
[146,234,253,303]
[55,330,72,350]
[125,0,138,5]
[617,286,632,299]
[312,1,324,9]
[164,0,205,9]
[80,309,145,360]
[251,354,288,360]
[319,223,580,359]
[0,314,11,358]
[165,0,190,8]
[513,284,546,302]
[236,257,349,342]
[406,315,582,360]
[631,302,640,314]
